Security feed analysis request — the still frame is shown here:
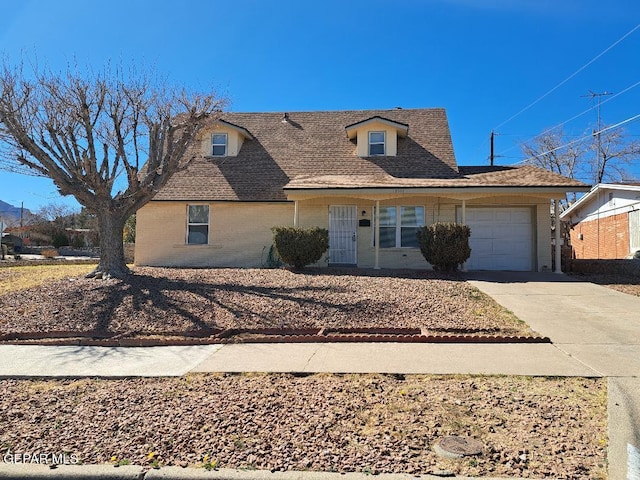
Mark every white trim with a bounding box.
[211,133,228,157]
[345,117,409,139]
[376,205,425,249]
[374,200,380,269]
[368,131,386,156]
[560,183,640,219]
[461,200,467,272]
[554,199,562,273]
[216,119,253,140]
[186,204,210,245]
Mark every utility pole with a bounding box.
[582,91,612,182]
[490,131,495,166]
[489,131,503,166]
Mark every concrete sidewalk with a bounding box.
[0,345,221,378]
[190,342,598,376]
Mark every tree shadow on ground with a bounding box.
[87,272,385,335]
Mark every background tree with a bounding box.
[590,127,640,184]
[521,124,640,258]
[0,63,224,278]
[123,214,136,243]
[521,127,586,185]
[521,125,640,187]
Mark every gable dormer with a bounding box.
[345,116,409,157]
[202,119,253,157]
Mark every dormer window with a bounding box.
[345,116,408,158]
[212,133,228,156]
[369,131,386,156]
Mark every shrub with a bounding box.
[417,222,471,272]
[271,226,329,269]
[41,249,59,258]
[71,235,85,249]
[51,232,69,249]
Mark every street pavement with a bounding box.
[0,271,638,479]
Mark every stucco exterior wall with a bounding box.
[135,201,293,267]
[199,125,244,157]
[137,194,554,271]
[355,121,398,157]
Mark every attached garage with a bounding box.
[460,207,534,271]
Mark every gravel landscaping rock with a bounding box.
[0,267,533,339]
[0,374,606,478]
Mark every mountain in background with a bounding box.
[0,200,32,225]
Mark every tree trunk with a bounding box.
[87,211,129,279]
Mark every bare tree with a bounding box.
[35,202,78,223]
[591,127,640,183]
[521,127,586,180]
[522,125,640,186]
[521,127,588,205]
[0,63,225,278]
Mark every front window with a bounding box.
[400,206,424,248]
[187,205,209,244]
[377,206,424,248]
[212,133,227,156]
[368,131,385,156]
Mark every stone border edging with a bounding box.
[0,327,550,347]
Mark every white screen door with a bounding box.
[329,205,357,265]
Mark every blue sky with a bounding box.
[1,0,640,213]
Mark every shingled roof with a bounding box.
[152,109,588,201]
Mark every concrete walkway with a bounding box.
[1,272,639,479]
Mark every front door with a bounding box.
[329,205,357,265]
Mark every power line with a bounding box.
[511,112,640,166]
[496,78,640,157]
[492,22,640,132]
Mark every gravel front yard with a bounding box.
[0,267,533,338]
[0,374,607,478]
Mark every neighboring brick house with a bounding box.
[135,108,589,271]
[560,183,640,259]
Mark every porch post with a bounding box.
[293,200,299,227]
[554,199,562,274]
[461,200,467,272]
[374,200,380,270]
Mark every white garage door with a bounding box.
[461,207,533,271]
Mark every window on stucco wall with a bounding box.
[212,133,228,156]
[376,206,424,248]
[368,131,386,156]
[187,205,209,245]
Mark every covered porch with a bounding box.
[285,184,567,273]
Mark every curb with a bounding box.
[0,465,529,480]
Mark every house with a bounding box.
[135,108,589,272]
[560,183,640,259]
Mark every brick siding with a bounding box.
[569,212,630,259]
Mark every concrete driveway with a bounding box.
[466,271,640,480]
